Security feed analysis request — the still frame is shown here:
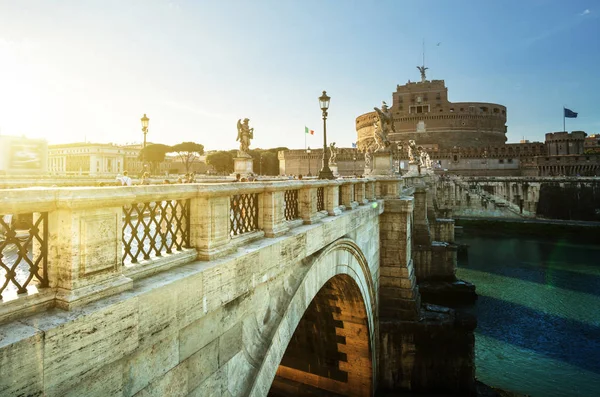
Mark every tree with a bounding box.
[170,142,205,173]
[250,147,288,175]
[206,151,234,174]
[138,144,171,174]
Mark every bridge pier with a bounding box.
[377,194,476,395]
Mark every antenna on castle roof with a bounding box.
[422,38,425,70]
[417,39,429,83]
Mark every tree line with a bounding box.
[139,143,288,176]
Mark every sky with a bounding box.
[0,0,598,150]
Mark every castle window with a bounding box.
[436,93,441,100]
[501,110,506,115]
[469,106,475,112]
[508,159,513,163]
[417,96,422,103]
[460,108,464,111]
[499,159,504,164]
[450,108,454,112]
[493,108,499,113]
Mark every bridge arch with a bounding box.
[249,237,377,397]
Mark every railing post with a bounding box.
[192,194,233,260]
[325,182,342,216]
[365,180,376,201]
[355,181,367,205]
[261,189,289,237]
[299,184,319,224]
[51,191,133,310]
[340,182,357,210]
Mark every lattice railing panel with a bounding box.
[0,212,48,299]
[284,190,300,221]
[317,187,325,212]
[122,199,191,264]
[230,193,259,236]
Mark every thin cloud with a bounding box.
[523,11,592,47]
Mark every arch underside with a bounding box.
[269,274,372,397]
[249,238,377,397]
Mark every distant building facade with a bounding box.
[48,143,142,175]
[48,142,211,176]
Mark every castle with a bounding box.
[279,69,599,177]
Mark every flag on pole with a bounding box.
[351,142,357,148]
[305,126,314,135]
[564,108,578,118]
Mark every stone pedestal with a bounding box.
[368,151,395,176]
[404,162,421,177]
[233,156,254,176]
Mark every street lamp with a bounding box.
[260,154,263,175]
[318,91,334,179]
[352,154,357,177]
[307,146,312,177]
[141,113,149,168]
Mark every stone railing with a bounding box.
[0,177,395,323]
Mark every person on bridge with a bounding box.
[116,171,132,186]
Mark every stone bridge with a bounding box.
[0,176,474,396]
[434,175,600,221]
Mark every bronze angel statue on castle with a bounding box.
[236,118,254,156]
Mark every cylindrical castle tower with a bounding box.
[356,77,508,149]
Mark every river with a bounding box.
[456,228,600,397]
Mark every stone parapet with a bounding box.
[0,178,377,322]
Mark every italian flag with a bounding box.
[305,126,314,135]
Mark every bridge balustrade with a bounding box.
[0,178,380,323]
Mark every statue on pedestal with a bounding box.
[372,101,395,152]
[236,118,254,157]
[329,142,338,164]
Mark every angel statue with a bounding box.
[417,65,429,82]
[372,101,395,152]
[236,118,254,156]
[408,140,421,164]
[329,142,338,164]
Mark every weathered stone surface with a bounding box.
[28,299,139,396]
[219,321,243,366]
[0,322,44,397]
[134,361,188,397]
[185,337,219,391]
[124,334,179,397]
[62,359,125,397]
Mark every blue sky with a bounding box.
[0,0,598,149]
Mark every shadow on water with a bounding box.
[459,235,600,297]
[475,295,600,375]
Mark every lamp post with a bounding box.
[352,154,357,176]
[141,113,149,169]
[318,91,335,179]
[260,154,263,175]
[307,146,312,176]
